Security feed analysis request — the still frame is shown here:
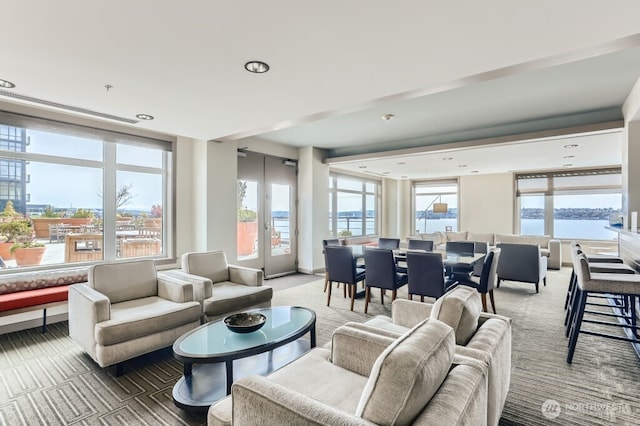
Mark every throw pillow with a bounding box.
[356,318,455,425]
[430,286,481,345]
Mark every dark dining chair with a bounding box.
[445,241,475,255]
[363,248,407,313]
[459,249,500,313]
[377,238,400,249]
[406,251,451,302]
[407,239,434,251]
[323,239,343,292]
[325,245,365,311]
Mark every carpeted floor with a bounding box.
[1,269,639,425]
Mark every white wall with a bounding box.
[459,173,515,234]
[381,178,399,237]
[298,146,329,274]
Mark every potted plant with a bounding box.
[0,218,31,260]
[0,201,23,260]
[237,181,258,255]
[10,220,46,266]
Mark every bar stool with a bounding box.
[564,246,635,335]
[567,252,640,364]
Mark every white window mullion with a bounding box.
[103,143,117,261]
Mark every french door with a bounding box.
[237,152,297,278]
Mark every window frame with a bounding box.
[411,178,459,234]
[0,110,175,271]
[329,172,381,237]
[515,167,621,239]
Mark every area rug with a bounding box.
[1,269,640,425]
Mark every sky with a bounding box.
[25,130,163,211]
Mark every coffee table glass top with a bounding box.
[174,306,315,360]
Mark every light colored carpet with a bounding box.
[1,268,639,425]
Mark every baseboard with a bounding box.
[0,312,68,335]
[297,267,326,275]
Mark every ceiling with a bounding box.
[2,2,640,179]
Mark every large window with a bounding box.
[516,168,621,240]
[329,174,380,237]
[412,179,458,233]
[0,111,173,270]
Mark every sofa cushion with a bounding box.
[467,232,495,246]
[356,318,455,425]
[89,260,157,304]
[445,231,468,242]
[203,282,273,316]
[182,251,230,283]
[95,296,201,346]
[494,233,550,249]
[430,286,481,345]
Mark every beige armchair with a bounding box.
[209,318,488,426]
[68,259,201,375]
[159,250,273,322]
[353,287,511,426]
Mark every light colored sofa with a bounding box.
[68,259,201,373]
[353,287,511,426]
[158,250,273,322]
[407,230,562,269]
[208,317,489,426]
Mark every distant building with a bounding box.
[0,125,28,215]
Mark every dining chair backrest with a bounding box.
[445,241,475,256]
[406,251,447,299]
[363,247,399,290]
[323,239,342,247]
[325,245,357,284]
[476,249,499,293]
[378,238,400,249]
[408,239,434,251]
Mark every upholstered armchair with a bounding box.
[208,318,488,426]
[352,287,512,426]
[159,250,272,322]
[68,259,201,374]
[496,242,547,293]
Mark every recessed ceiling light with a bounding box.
[136,114,154,120]
[381,114,395,121]
[0,79,15,88]
[470,170,479,173]
[458,164,468,168]
[442,157,453,161]
[358,165,367,169]
[244,60,270,73]
[563,155,575,159]
[564,144,579,149]
[382,171,390,175]
[397,161,406,165]
[401,176,408,179]
[563,163,573,167]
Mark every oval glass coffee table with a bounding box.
[172,306,316,412]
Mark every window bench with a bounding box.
[0,268,88,332]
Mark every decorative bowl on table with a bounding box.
[224,312,267,333]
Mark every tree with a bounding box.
[97,183,136,209]
[1,200,18,218]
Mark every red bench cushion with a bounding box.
[0,285,70,311]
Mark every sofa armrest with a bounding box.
[157,275,193,303]
[547,239,562,269]
[68,283,110,357]
[226,375,374,426]
[158,269,212,303]
[463,316,512,426]
[416,354,488,425]
[330,325,397,377]
[228,265,263,286]
[391,298,433,328]
[539,255,548,279]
